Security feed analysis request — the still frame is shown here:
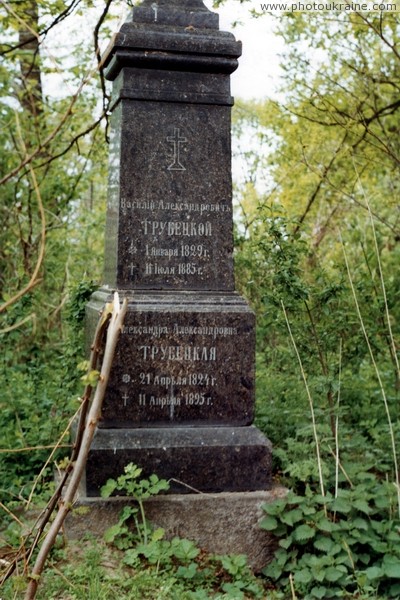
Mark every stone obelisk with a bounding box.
[84,0,272,497]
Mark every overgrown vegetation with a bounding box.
[99,464,266,600]
[0,0,113,504]
[2,465,269,599]
[1,1,399,598]
[231,8,400,599]
[261,482,400,598]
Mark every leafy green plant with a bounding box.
[216,554,265,599]
[101,463,169,547]
[261,477,400,599]
[0,281,98,506]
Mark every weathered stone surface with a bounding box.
[130,0,220,30]
[104,99,235,291]
[102,1,240,83]
[66,487,287,572]
[101,0,241,292]
[87,289,255,427]
[84,426,272,496]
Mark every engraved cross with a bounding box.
[166,128,187,171]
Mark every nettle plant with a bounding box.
[261,475,400,599]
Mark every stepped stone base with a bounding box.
[85,426,272,497]
[66,487,286,571]
[84,426,272,496]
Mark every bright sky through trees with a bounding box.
[38,1,282,102]
[204,1,284,99]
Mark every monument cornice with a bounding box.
[103,29,242,81]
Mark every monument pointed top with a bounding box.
[130,0,219,29]
[141,0,209,7]
[102,0,241,83]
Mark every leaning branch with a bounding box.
[0,60,99,188]
[23,293,127,600]
[0,297,120,587]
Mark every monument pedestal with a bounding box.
[85,286,272,495]
[87,288,256,427]
[67,488,286,571]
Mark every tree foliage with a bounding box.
[231,10,400,596]
[0,0,126,499]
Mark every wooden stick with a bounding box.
[0,298,114,586]
[24,292,127,600]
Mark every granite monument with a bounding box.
[84,0,272,497]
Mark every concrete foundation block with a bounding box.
[66,486,286,571]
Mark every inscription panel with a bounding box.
[99,305,255,427]
[104,101,234,291]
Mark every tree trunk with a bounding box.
[18,0,43,125]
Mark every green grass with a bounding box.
[1,535,278,600]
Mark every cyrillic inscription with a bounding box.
[173,324,237,337]
[101,308,255,426]
[139,345,217,361]
[141,219,212,237]
[122,324,238,338]
[122,325,168,337]
[146,246,179,258]
[121,198,231,214]
[139,372,217,388]
[136,393,213,408]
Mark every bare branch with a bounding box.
[0,0,82,56]
[93,0,113,141]
[293,130,349,234]
[0,48,108,188]
[24,293,127,600]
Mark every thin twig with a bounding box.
[289,573,297,599]
[352,161,400,384]
[334,338,342,498]
[281,300,326,501]
[0,60,98,189]
[1,0,78,97]
[22,308,112,559]
[0,503,24,527]
[304,300,336,439]
[26,406,82,510]
[24,293,127,600]
[340,231,400,517]
[0,313,36,334]
[0,114,46,315]
[0,444,71,454]
[0,298,118,587]
[0,0,82,57]
[93,0,113,140]
[327,446,353,489]
[35,114,104,171]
